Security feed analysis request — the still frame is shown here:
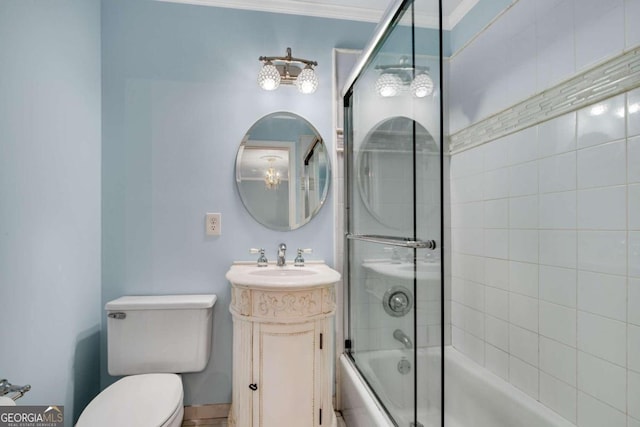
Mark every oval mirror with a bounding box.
[235,112,331,231]
[357,116,438,229]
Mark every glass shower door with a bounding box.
[343,0,443,426]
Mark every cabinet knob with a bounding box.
[249,383,258,391]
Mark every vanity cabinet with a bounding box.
[228,266,337,427]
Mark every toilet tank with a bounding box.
[106,295,217,376]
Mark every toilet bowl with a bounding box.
[0,396,16,406]
[77,295,216,427]
[76,374,183,427]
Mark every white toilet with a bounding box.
[76,294,217,427]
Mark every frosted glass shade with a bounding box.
[375,73,402,97]
[410,72,434,98]
[296,66,319,94]
[258,62,281,91]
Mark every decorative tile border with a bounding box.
[449,46,640,154]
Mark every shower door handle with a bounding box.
[346,234,436,249]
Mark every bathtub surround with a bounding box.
[0,1,102,424]
[450,0,640,424]
[340,348,576,427]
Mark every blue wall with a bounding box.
[100,0,375,404]
[0,0,102,425]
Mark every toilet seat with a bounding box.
[76,373,183,427]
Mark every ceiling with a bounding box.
[156,0,478,30]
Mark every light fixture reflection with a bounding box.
[590,104,607,116]
[410,72,434,98]
[375,73,402,97]
[264,157,281,190]
[374,56,434,98]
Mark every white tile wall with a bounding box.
[539,112,577,157]
[577,231,627,275]
[509,355,539,399]
[577,351,627,411]
[629,89,640,137]
[628,324,640,372]
[535,0,575,90]
[446,0,640,423]
[539,152,577,193]
[578,392,626,427]
[577,139,626,188]
[630,184,640,230]
[449,0,638,135]
[574,0,625,71]
[450,90,639,425]
[485,343,509,379]
[577,311,626,367]
[539,265,576,307]
[629,370,640,420]
[540,372,577,423]
[540,336,577,386]
[577,271,626,321]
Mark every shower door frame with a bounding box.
[341,0,445,425]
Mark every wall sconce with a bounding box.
[375,56,434,98]
[258,47,319,94]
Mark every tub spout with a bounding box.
[393,329,413,349]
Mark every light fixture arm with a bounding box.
[259,47,318,68]
[375,56,429,73]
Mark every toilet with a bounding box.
[76,294,217,427]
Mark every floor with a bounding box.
[182,411,346,426]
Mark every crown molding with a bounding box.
[154,0,474,30]
[155,0,385,24]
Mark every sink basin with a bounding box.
[397,263,441,274]
[362,261,441,279]
[226,261,340,288]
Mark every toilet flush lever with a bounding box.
[108,312,126,320]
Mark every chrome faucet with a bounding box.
[393,329,413,349]
[277,243,287,266]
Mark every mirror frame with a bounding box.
[234,111,331,231]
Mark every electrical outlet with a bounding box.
[205,213,221,236]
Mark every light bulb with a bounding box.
[410,72,434,98]
[258,62,281,91]
[375,73,402,97]
[296,66,319,94]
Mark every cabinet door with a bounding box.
[253,321,322,427]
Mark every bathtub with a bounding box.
[339,346,575,427]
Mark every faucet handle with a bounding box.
[250,248,268,267]
[294,248,312,267]
[384,247,401,264]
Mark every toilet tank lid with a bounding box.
[106,294,217,311]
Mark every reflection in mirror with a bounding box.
[235,112,330,231]
[357,117,438,230]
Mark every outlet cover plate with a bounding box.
[205,213,221,236]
